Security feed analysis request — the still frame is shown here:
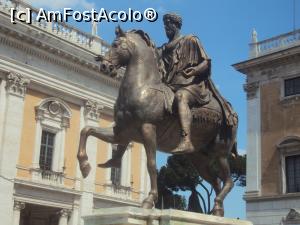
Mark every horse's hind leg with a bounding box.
[188,154,222,214]
[141,123,158,209]
[77,126,126,178]
[213,155,234,217]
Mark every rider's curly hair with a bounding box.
[163,13,182,29]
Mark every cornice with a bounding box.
[14,178,82,196]
[244,192,300,202]
[233,45,300,75]
[93,193,141,206]
[0,20,121,89]
[0,56,117,111]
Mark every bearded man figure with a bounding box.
[158,13,212,154]
[98,13,237,168]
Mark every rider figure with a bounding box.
[158,13,211,154]
[99,13,230,168]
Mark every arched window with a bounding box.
[277,136,300,194]
[31,97,72,185]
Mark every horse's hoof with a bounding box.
[80,161,91,178]
[141,199,154,209]
[98,158,121,168]
[212,208,224,217]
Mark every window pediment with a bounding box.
[35,98,72,128]
[277,136,300,155]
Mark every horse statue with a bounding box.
[77,27,238,216]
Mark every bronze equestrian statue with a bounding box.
[77,13,238,216]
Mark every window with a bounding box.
[110,144,121,185]
[277,136,300,194]
[286,155,300,193]
[284,77,300,97]
[39,130,55,171]
[33,98,71,173]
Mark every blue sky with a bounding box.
[28,0,300,219]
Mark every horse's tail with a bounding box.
[231,141,238,158]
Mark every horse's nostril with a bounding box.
[100,64,107,72]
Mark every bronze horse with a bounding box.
[77,27,238,216]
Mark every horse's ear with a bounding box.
[115,25,125,37]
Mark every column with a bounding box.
[139,146,147,201]
[79,100,103,225]
[244,81,261,196]
[126,143,132,187]
[58,209,71,225]
[12,201,25,225]
[69,196,80,225]
[0,72,29,225]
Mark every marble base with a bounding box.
[83,207,253,225]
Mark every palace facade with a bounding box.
[0,1,150,225]
[234,29,300,225]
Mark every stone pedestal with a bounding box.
[83,207,253,225]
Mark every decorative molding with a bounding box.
[286,209,300,221]
[243,81,259,99]
[84,100,104,121]
[281,209,300,225]
[13,201,25,211]
[280,95,300,107]
[59,209,72,218]
[35,97,72,128]
[5,71,30,97]
[0,28,121,88]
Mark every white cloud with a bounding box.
[26,0,95,10]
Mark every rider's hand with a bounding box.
[182,67,196,78]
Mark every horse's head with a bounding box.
[97,26,134,77]
[97,26,156,78]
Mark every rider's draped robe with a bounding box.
[160,35,237,134]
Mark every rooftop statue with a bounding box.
[77,13,238,216]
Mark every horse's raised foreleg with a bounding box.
[212,156,234,217]
[77,126,121,178]
[141,123,158,209]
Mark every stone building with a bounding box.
[0,1,150,225]
[233,29,300,225]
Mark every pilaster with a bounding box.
[244,81,261,197]
[79,100,103,225]
[0,72,29,225]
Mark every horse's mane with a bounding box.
[128,29,156,50]
[126,29,164,79]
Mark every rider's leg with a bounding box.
[172,89,195,154]
[98,143,128,168]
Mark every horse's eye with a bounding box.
[112,42,118,48]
